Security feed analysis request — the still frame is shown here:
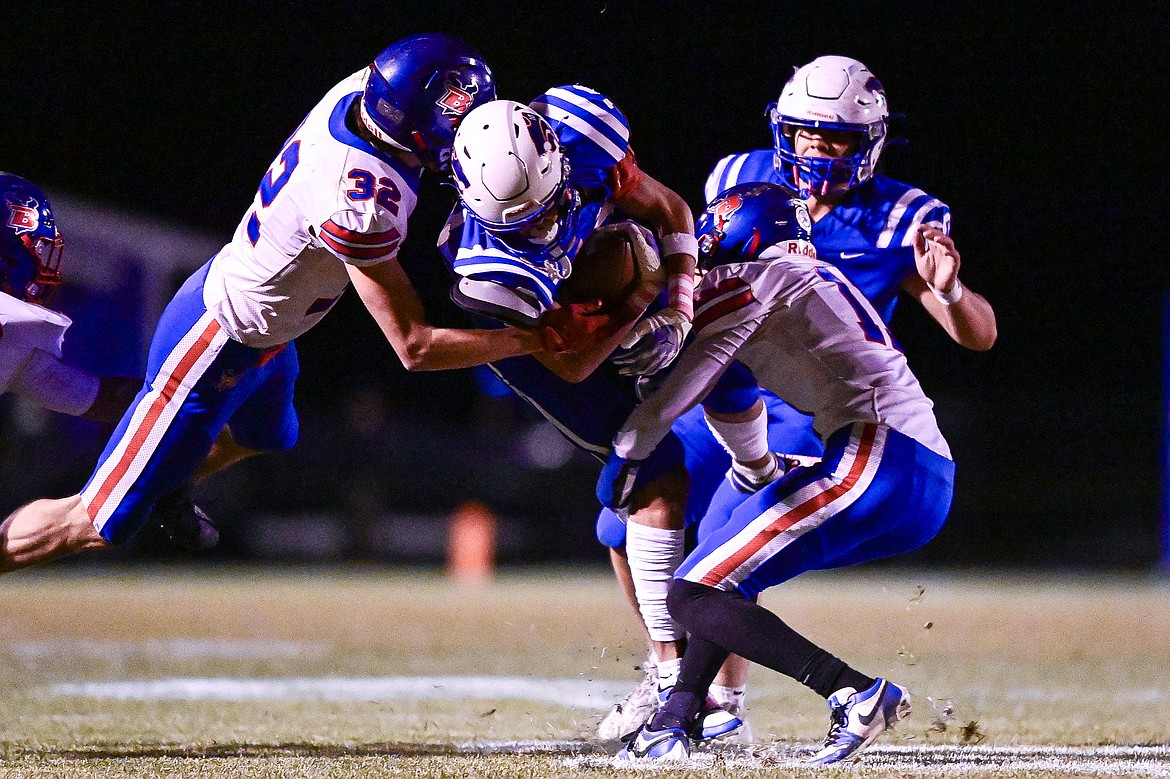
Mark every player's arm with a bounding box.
[6,349,126,420]
[903,225,998,351]
[347,259,550,371]
[609,170,699,376]
[533,287,657,383]
[614,170,697,310]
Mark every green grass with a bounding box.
[1,565,1168,778]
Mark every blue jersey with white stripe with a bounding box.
[443,85,631,310]
[704,149,951,323]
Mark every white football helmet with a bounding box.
[769,55,889,197]
[451,99,580,258]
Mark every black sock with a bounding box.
[796,648,875,699]
[667,579,872,698]
[650,634,729,731]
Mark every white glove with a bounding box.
[612,307,692,376]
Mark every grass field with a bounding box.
[1,564,1168,778]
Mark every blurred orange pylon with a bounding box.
[445,500,497,583]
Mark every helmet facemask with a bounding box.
[769,55,889,198]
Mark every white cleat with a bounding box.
[598,662,659,740]
[616,724,690,762]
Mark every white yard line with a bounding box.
[47,675,629,709]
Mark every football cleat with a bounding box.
[597,662,659,740]
[616,723,691,762]
[690,696,754,747]
[806,678,910,765]
[153,489,220,552]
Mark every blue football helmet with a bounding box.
[0,172,63,305]
[697,182,815,270]
[359,33,496,172]
[768,55,889,197]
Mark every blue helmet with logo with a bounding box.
[696,182,815,270]
[0,172,63,305]
[359,33,496,172]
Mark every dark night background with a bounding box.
[1,2,1166,569]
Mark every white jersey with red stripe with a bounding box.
[202,69,421,349]
[612,252,951,462]
[0,291,98,415]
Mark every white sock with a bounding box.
[625,523,685,643]
[709,683,746,716]
[656,656,682,692]
[704,402,769,463]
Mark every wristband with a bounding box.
[668,273,695,321]
[660,232,698,258]
[930,278,964,305]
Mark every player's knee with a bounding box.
[595,509,627,548]
[666,578,706,626]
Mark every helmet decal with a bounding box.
[436,76,480,117]
[5,196,40,235]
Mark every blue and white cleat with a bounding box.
[690,697,753,747]
[616,724,691,762]
[806,678,910,765]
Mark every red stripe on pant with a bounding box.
[699,424,877,587]
[86,318,222,520]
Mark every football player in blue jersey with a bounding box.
[685,54,999,728]
[0,35,601,575]
[442,94,800,744]
[704,55,996,349]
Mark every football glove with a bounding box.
[613,308,692,376]
[539,302,611,353]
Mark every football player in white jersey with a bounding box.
[0,171,222,549]
[601,184,954,764]
[0,34,591,574]
[0,172,140,422]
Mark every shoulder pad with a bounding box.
[450,277,546,328]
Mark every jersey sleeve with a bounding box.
[876,187,952,249]
[316,207,405,267]
[531,85,631,190]
[441,207,558,323]
[9,348,100,416]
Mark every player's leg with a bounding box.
[658,423,953,764]
[155,342,299,550]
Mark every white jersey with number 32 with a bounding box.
[202,70,422,349]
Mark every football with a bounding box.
[556,221,659,310]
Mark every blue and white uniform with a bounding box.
[611,248,954,597]
[705,150,950,322]
[81,69,420,543]
[697,152,953,518]
[442,86,787,534]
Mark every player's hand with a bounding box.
[596,452,643,513]
[914,225,961,295]
[538,302,610,353]
[612,308,692,376]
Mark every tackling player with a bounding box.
[619,53,999,730]
[600,183,954,764]
[442,94,789,744]
[0,34,589,574]
[0,171,219,549]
